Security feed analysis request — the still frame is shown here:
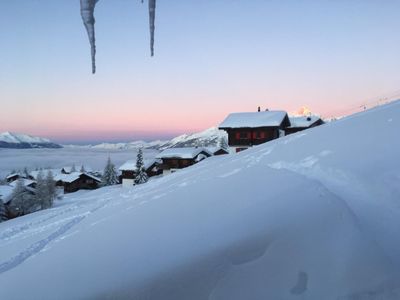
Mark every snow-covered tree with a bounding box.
[101,157,119,186]
[23,167,30,178]
[44,171,56,208]
[80,165,86,173]
[9,179,37,215]
[71,164,77,173]
[0,200,8,222]
[134,148,148,185]
[218,136,229,150]
[35,170,56,210]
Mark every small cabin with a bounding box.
[9,179,37,189]
[285,116,324,135]
[156,147,212,175]
[54,172,101,194]
[219,111,291,152]
[119,159,162,187]
[6,173,22,183]
[207,147,229,156]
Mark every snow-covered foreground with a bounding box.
[0,148,159,178]
[1,102,400,299]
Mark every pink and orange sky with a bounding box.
[1,1,400,143]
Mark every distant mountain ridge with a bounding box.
[0,132,62,149]
[64,127,228,150]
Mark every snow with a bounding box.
[54,172,101,184]
[0,185,13,204]
[0,132,51,144]
[156,147,212,159]
[288,115,322,128]
[219,111,289,128]
[9,179,36,188]
[118,159,159,171]
[0,101,400,299]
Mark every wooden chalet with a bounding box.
[54,172,101,194]
[156,147,212,175]
[218,111,291,152]
[119,159,162,187]
[207,147,229,156]
[6,173,22,183]
[285,116,324,135]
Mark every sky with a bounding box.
[0,0,400,144]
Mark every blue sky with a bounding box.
[0,0,400,143]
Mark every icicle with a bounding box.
[148,0,156,56]
[80,0,99,74]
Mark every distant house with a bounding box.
[285,116,324,135]
[6,173,22,183]
[218,111,291,152]
[156,147,212,175]
[9,179,37,189]
[207,147,229,156]
[54,172,101,194]
[119,159,162,187]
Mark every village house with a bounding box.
[218,110,291,152]
[6,173,23,183]
[285,115,325,135]
[156,147,212,175]
[207,146,229,156]
[119,159,162,187]
[54,172,101,194]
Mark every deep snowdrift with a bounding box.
[1,102,400,299]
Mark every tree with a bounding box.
[9,179,37,215]
[101,157,119,186]
[134,148,148,185]
[71,164,77,173]
[44,170,56,208]
[218,136,229,150]
[23,167,30,178]
[0,200,8,222]
[80,165,86,173]
[35,171,48,210]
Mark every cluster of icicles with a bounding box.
[80,0,156,74]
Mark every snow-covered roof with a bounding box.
[156,148,212,160]
[206,147,229,155]
[288,115,322,128]
[119,159,160,172]
[6,173,20,179]
[219,111,289,128]
[9,179,36,188]
[0,185,13,204]
[55,172,101,184]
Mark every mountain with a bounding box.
[0,132,62,149]
[1,101,399,299]
[65,127,227,150]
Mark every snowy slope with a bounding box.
[0,132,62,149]
[0,102,400,299]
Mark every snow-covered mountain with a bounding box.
[0,132,62,149]
[1,101,400,299]
[66,127,227,150]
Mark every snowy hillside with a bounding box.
[67,127,227,150]
[0,132,62,149]
[1,102,400,299]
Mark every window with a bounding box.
[253,131,266,139]
[236,132,250,139]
